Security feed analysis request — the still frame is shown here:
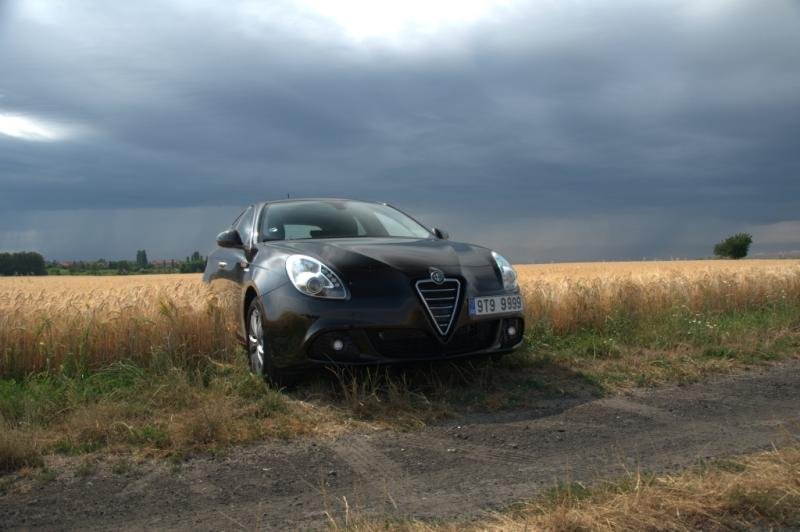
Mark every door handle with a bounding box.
[217,261,228,269]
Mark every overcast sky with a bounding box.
[1,0,798,262]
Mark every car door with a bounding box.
[206,205,256,339]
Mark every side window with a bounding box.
[235,206,255,245]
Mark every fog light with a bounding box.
[332,339,345,351]
[500,318,524,347]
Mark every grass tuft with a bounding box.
[0,428,43,473]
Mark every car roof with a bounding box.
[259,197,388,208]
[264,197,382,204]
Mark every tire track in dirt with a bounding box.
[1,360,798,531]
[328,434,416,511]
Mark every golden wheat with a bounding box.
[517,260,800,332]
[1,260,799,376]
[0,274,238,376]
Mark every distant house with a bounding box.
[150,259,179,267]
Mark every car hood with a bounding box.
[265,237,494,276]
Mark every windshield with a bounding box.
[260,200,432,241]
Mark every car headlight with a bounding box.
[285,255,347,299]
[491,251,518,291]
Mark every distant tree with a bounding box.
[136,249,149,268]
[115,260,132,274]
[0,251,47,276]
[180,251,206,273]
[714,233,753,259]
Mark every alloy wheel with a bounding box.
[248,307,265,375]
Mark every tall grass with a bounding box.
[0,275,239,377]
[0,262,799,471]
[2,261,799,378]
[518,260,800,333]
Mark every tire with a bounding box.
[245,298,298,388]
[246,298,275,382]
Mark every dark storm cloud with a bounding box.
[1,0,799,261]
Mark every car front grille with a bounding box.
[415,278,461,336]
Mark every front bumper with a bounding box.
[261,278,525,368]
[305,316,525,366]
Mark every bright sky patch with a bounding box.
[0,113,68,142]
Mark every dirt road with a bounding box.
[2,360,798,530]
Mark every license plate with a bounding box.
[468,294,523,316]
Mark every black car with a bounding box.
[203,198,525,383]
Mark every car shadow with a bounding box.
[287,349,604,427]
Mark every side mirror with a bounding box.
[216,228,244,249]
[433,227,449,240]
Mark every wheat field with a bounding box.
[0,274,237,377]
[517,259,800,332]
[1,260,799,377]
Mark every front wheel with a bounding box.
[245,298,298,388]
[246,299,272,379]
